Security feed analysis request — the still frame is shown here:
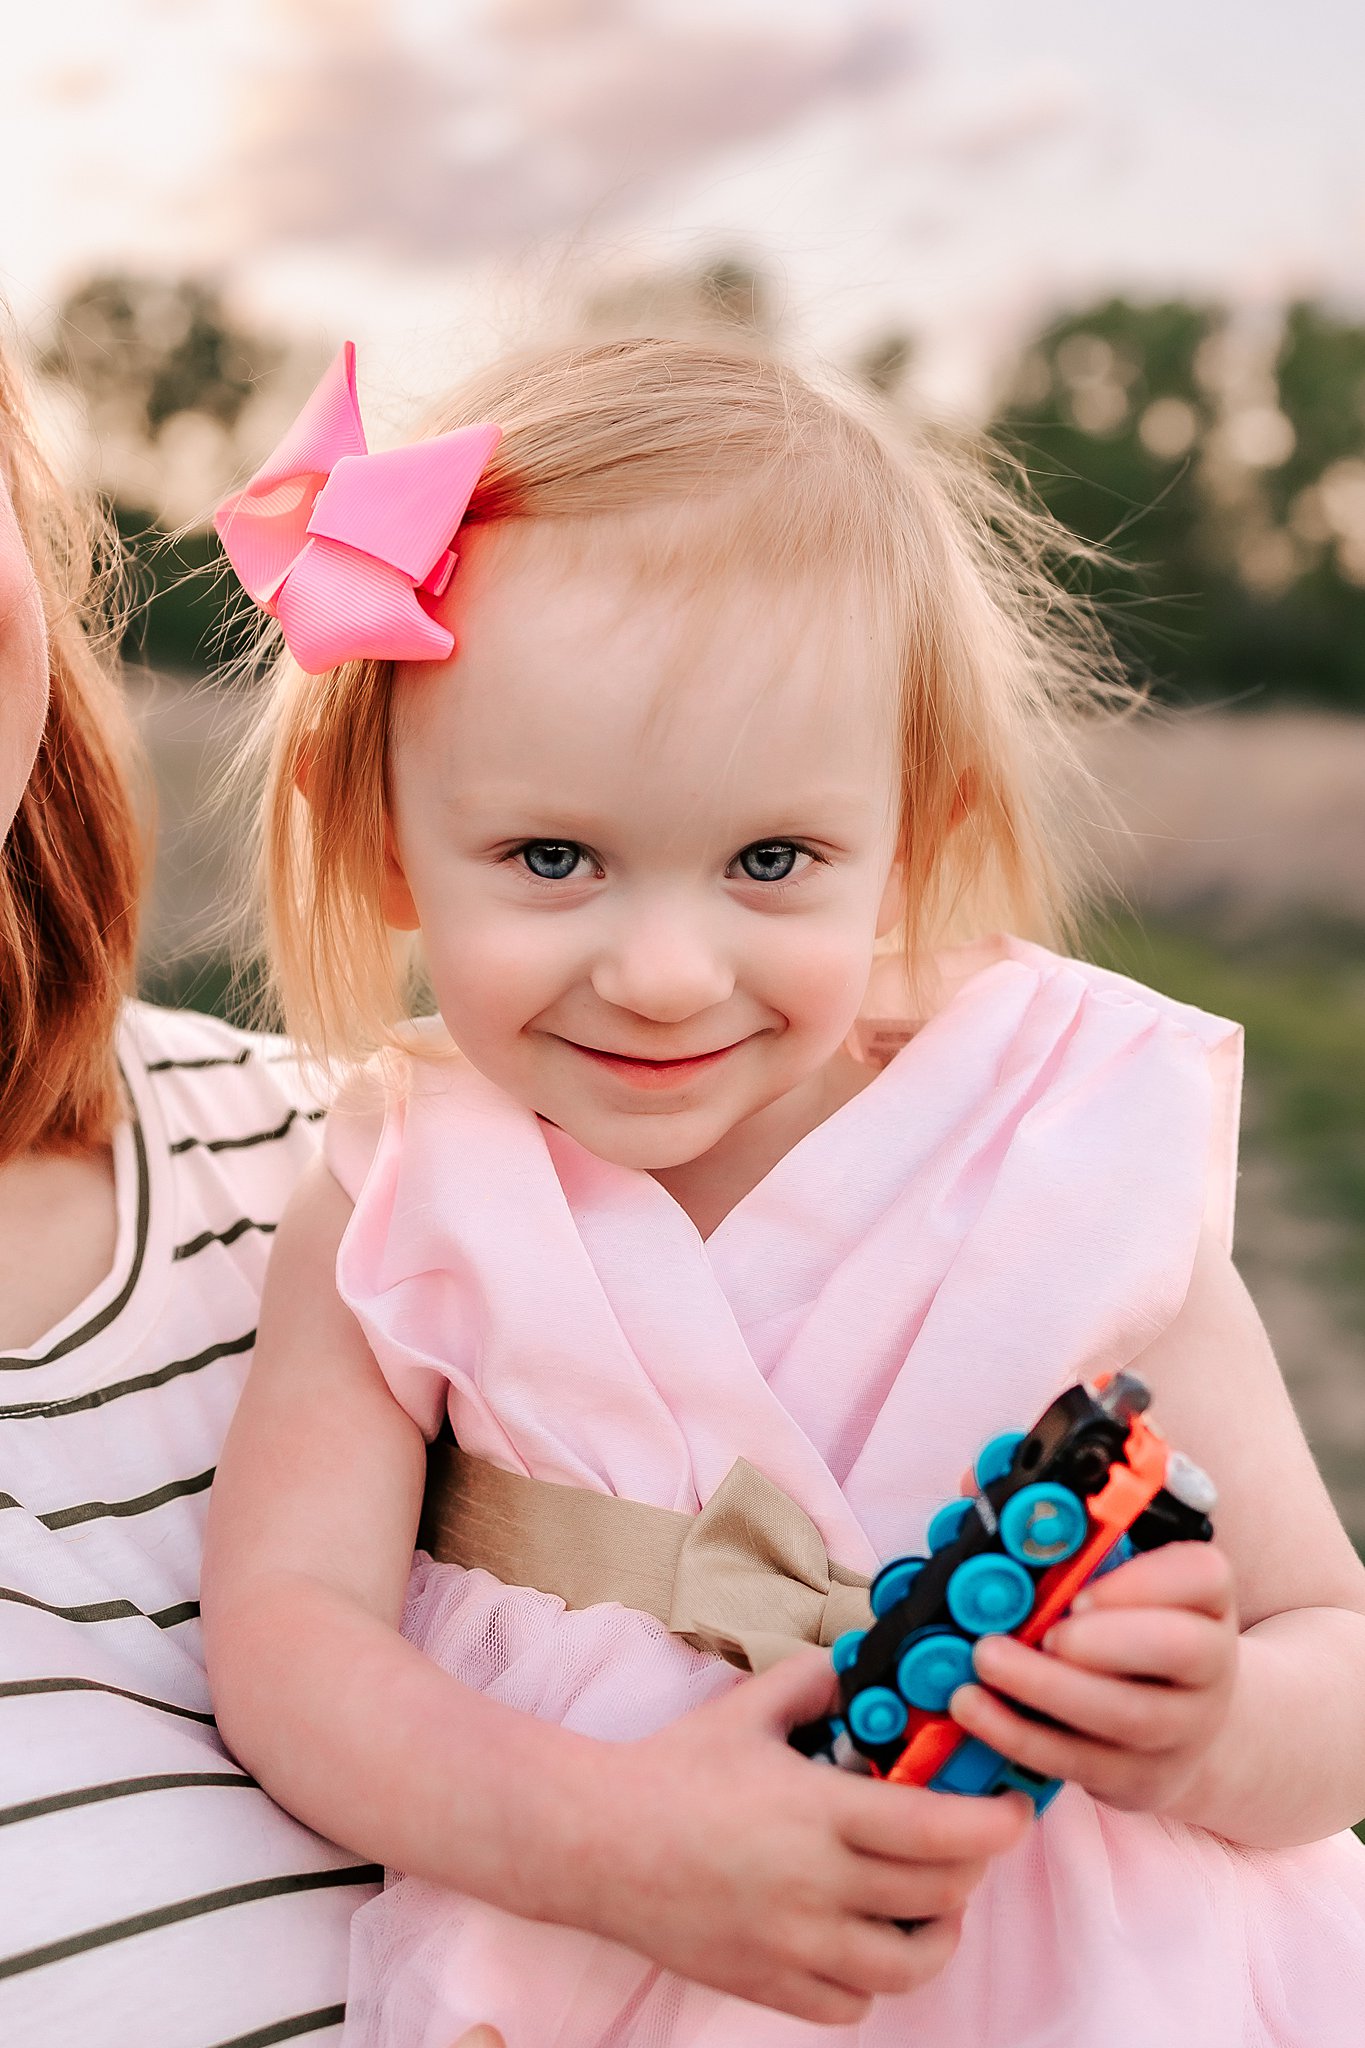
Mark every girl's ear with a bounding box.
[379,816,421,931]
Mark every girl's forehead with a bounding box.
[410,516,900,755]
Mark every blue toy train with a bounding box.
[791,1370,1217,1811]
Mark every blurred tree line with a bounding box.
[993,299,1365,709]
[38,274,281,674]
[36,267,1365,707]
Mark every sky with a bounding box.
[1,0,1362,418]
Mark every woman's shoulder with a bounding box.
[120,999,323,1097]
[119,1000,329,1207]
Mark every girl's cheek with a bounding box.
[439,923,578,1019]
[779,924,879,1017]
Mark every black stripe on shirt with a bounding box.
[0,1326,255,1422]
[0,1587,200,1628]
[0,1864,380,1982]
[0,1676,215,1724]
[0,1770,252,1830]
[145,1048,253,1073]
[175,1218,278,1261]
[0,1109,151,1372]
[169,1108,325,1156]
[151,1598,201,1628]
[31,1464,215,1532]
[208,2004,347,2048]
[0,1467,214,1530]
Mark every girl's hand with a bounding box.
[570,1649,1031,2026]
[948,1542,1239,1815]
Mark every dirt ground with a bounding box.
[1083,708,1365,926]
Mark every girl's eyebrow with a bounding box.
[453,795,610,841]
[450,784,887,854]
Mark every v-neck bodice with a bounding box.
[328,935,1242,1567]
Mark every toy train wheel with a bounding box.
[831,1628,866,1675]
[973,1430,1026,1488]
[998,1482,1088,1567]
[926,1497,975,1553]
[897,1631,975,1711]
[946,1553,1035,1636]
[870,1556,926,1618]
[847,1686,909,1747]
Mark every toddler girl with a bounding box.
[202,334,1365,2047]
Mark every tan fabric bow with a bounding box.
[419,1442,873,1673]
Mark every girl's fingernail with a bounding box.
[1070,1591,1093,1614]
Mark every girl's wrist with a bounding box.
[1163,1613,1365,1846]
[1160,1631,1250,1835]
[481,1715,621,1929]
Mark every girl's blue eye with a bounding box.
[520,841,583,881]
[737,841,800,883]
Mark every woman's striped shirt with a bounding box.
[0,1002,377,2048]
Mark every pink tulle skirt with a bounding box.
[340,1558,1365,2048]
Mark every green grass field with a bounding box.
[1090,912,1365,1338]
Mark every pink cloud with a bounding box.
[224,2,923,259]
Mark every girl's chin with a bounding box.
[545,1107,732,1174]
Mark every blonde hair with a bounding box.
[251,333,1128,1065]
[0,342,143,1163]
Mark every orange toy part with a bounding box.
[885,1408,1170,1788]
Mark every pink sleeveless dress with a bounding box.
[324,936,1365,2046]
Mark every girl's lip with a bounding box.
[567,1039,744,1089]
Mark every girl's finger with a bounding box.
[948,1680,1124,1787]
[837,1777,1031,1862]
[1043,1604,1233,1686]
[818,1911,964,2002]
[844,1846,986,1923]
[765,1973,872,2028]
[740,1645,839,1733]
[969,1635,1193,1752]
[448,2031,507,2048]
[1073,1542,1235,1620]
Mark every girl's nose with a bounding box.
[589,907,736,1024]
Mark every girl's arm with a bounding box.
[200,1158,601,1914]
[951,1224,1365,1846]
[201,1159,1030,2025]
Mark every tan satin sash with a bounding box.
[420,1442,873,1675]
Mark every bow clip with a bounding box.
[214,342,500,674]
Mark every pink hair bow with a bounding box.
[214,342,500,673]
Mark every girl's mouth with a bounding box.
[567,1040,745,1090]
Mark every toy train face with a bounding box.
[800,1371,1216,1807]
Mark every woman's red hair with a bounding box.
[0,343,143,1162]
